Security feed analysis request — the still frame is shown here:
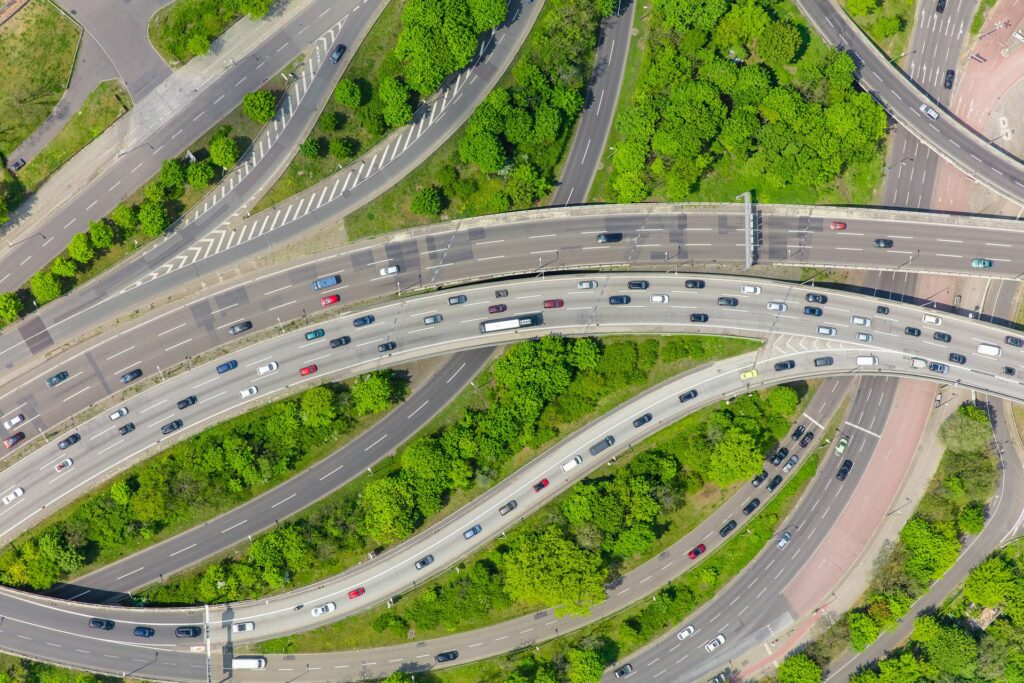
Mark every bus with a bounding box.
[479,314,541,334]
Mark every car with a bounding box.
[857,332,873,342]
[929,362,949,374]
[498,500,518,516]
[806,293,827,304]
[463,524,482,539]
[577,280,598,289]
[944,69,955,89]
[347,588,365,599]
[949,352,967,365]
[216,360,238,374]
[767,302,788,312]
[1006,336,1023,348]
[814,356,834,367]
[804,306,823,316]
[311,602,337,617]
[414,555,434,570]
[488,304,507,314]
[719,520,737,537]
[133,626,155,638]
[972,258,993,269]
[231,622,255,633]
[690,313,709,323]
[448,295,468,305]
[777,531,792,549]
[791,425,805,441]
[767,475,783,492]
[2,414,24,430]
[851,316,871,327]
[817,326,837,337]
[228,321,252,335]
[829,221,846,231]
[329,43,346,63]
[922,314,942,326]
[596,232,622,243]
[533,479,549,492]
[774,360,796,371]
[304,328,325,340]
[679,389,698,402]
[109,407,128,421]
[688,543,706,560]
[609,295,631,305]
[54,458,73,473]
[919,103,939,120]
[175,626,202,638]
[1005,367,1016,376]
[2,487,25,505]
[436,651,460,664]
[677,625,695,640]
[320,294,341,307]
[46,371,69,387]
[379,264,400,276]
[771,447,789,466]
[330,336,352,347]
[685,279,705,289]
[783,454,800,472]
[9,158,25,172]
[651,294,669,304]
[353,315,375,327]
[161,420,183,434]
[240,386,258,398]
[311,274,342,290]
[904,327,921,337]
[378,341,397,353]
[799,432,814,448]
[936,0,946,11]
[740,369,758,380]
[934,332,952,343]
[835,436,849,455]
[741,285,762,295]
[874,239,894,248]
[837,459,854,481]
[717,296,738,307]
[177,395,197,409]
[494,289,508,298]
[632,413,653,428]
[300,365,317,376]
[742,498,761,515]
[876,305,890,315]
[257,362,279,376]
[614,664,635,679]
[89,618,115,630]
[752,470,768,487]
[627,280,649,290]
[57,433,80,450]
[544,299,564,308]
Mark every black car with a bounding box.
[353,315,375,327]
[766,474,784,492]
[89,618,115,630]
[632,413,653,428]
[46,371,69,387]
[495,289,508,298]
[1005,367,1017,377]
[596,232,622,243]
[936,0,945,12]
[627,280,649,290]
[949,352,967,365]
[679,389,698,402]
[752,470,768,487]
[803,306,823,317]
[609,295,631,305]
[933,331,951,343]
[120,368,143,384]
[329,44,346,63]
[742,498,761,515]
[684,280,705,289]
[10,158,25,172]
[904,326,921,337]
[436,650,459,663]
[228,321,252,335]
[690,313,709,323]
[719,520,738,537]
[874,239,894,248]
[791,425,805,441]
[161,420,183,435]
[414,555,434,570]
[1007,335,1024,347]
[800,431,815,448]
[133,626,155,638]
[774,360,796,371]
[57,433,80,450]
[175,626,202,638]
[177,395,197,410]
[836,459,854,481]
[330,336,352,348]
[717,296,738,307]
[771,447,789,466]
[805,293,827,304]
[876,305,890,315]
[119,423,136,436]
[814,356,834,367]
[379,341,397,353]
[943,69,955,89]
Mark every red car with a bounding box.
[348,587,365,599]
[300,365,318,376]
[544,299,564,309]
[3,432,25,449]
[829,221,846,231]
[688,544,706,560]
[533,478,549,492]
[320,294,340,307]
[488,304,507,314]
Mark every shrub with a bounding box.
[410,186,444,215]
[334,79,364,108]
[329,137,354,160]
[299,138,324,159]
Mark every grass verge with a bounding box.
[148,0,240,67]
[838,0,915,63]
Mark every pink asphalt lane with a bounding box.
[739,379,936,677]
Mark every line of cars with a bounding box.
[88,617,202,640]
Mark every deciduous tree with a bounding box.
[242,90,277,124]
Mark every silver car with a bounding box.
[310,602,336,617]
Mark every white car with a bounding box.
[310,602,336,617]
[240,386,258,398]
[676,625,695,641]
[2,487,24,505]
[741,285,761,294]
[577,280,598,289]
[705,634,726,652]
[650,294,669,304]
[856,332,873,342]
[767,302,787,312]
[379,265,400,276]
[851,316,871,327]
[231,622,255,633]
[108,407,128,421]
[257,362,279,376]
[777,531,792,549]
[3,414,25,430]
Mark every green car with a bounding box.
[971,258,993,269]
[305,328,326,340]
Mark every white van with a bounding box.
[922,314,941,325]
[561,455,582,472]
[977,343,1002,357]
[231,657,267,670]
[856,355,879,366]
[910,357,927,369]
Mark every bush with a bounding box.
[848,610,881,651]
[299,138,324,159]
[242,90,277,124]
[329,137,355,160]
[958,502,985,535]
[410,186,444,215]
[318,111,339,133]
[334,79,364,108]
[778,653,823,683]
[939,404,991,454]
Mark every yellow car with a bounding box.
[740,369,758,380]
